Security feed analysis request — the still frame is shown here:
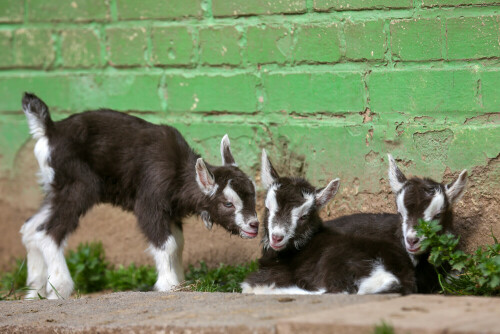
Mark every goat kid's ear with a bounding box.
[220,134,237,166]
[445,169,467,205]
[196,158,217,196]
[315,178,340,208]
[261,149,279,189]
[388,153,407,193]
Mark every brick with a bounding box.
[0,31,14,68]
[247,26,291,64]
[106,27,147,67]
[369,70,480,113]
[345,20,386,60]
[13,29,54,68]
[213,0,306,17]
[165,74,258,112]
[263,72,365,112]
[0,73,163,112]
[481,70,500,112]
[151,26,194,66]
[27,0,109,22]
[294,23,341,63]
[391,19,442,61]
[0,0,23,23]
[199,26,241,66]
[314,0,411,11]
[422,0,499,7]
[61,29,101,68]
[446,16,499,60]
[117,0,202,20]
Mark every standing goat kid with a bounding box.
[326,154,467,293]
[242,150,416,295]
[21,93,259,299]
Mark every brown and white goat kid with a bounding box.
[241,150,416,295]
[21,93,259,299]
[326,154,467,293]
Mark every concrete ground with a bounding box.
[1,292,499,334]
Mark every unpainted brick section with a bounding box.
[27,0,109,22]
[422,0,500,7]
[391,18,443,61]
[106,27,148,67]
[151,26,195,66]
[262,72,365,113]
[294,23,341,63]
[61,29,101,68]
[247,25,291,64]
[345,20,386,61]
[199,26,242,66]
[313,0,412,11]
[165,74,258,113]
[369,70,480,114]
[13,29,55,69]
[116,0,203,20]
[0,0,23,23]
[446,16,500,60]
[0,31,14,68]
[481,70,500,112]
[212,0,306,17]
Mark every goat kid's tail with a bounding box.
[22,92,53,139]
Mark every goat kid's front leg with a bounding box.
[150,223,185,292]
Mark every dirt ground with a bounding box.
[0,140,498,272]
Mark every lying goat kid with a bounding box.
[242,150,416,295]
[21,93,259,299]
[325,154,467,293]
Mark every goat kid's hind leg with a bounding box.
[20,205,51,299]
[149,222,185,292]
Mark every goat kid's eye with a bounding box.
[223,202,234,208]
[434,213,442,220]
[299,214,308,221]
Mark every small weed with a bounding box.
[416,220,500,296]
[0,259,28,300]
[106,264,156,292]
[184,261,258,293]
[373,322,395,334]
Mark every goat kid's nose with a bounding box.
[406,237,420,247]
[272,234,284,243]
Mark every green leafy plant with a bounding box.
[106,263,156,292]
[0,258,28,300]
[66,242,109,294]
[373,322,395,334]
[184,260,258,292]
[416,219,500,296]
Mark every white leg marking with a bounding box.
[357,263,399,295]
[241,282,326,295]
[150,224,185,292]
[21,205,51,299]
[41,237,74,299]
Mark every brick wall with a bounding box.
[0,0,499,192]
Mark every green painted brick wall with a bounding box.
[0,0,499,196]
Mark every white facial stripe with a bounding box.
[223,181,248,230]
[424,191,445,221]
[286,192,315,241]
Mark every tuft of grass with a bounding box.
[184,261,258,293]
[416,219,500,296]
[373,322,395,334]
[1,242,258,297]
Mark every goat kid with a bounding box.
[325,154,467,293]
[21,93,259,299]
[242,150,416,295]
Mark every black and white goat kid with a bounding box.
[242,150,416,295]
[20,93,259,299]
[326,154,467,293]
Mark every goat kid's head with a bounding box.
[388,154,467,256]
[195,135,259,239]
[261,150,340,251]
